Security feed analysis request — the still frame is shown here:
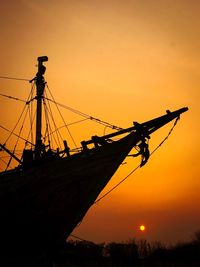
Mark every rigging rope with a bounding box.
[69,234,93,243]
[0,76,29,82]
[150,116,179,156]
[27,103,36,147]
[43,95,63,149]
[6,102,30,170]
[46,85,78,148]
[0,125,34,146]
[0,93,27,103]
[94,165,140,204]
[0,157,8,166]
[3,87,34,145]
[43,99,51,145]
[44,95,122,131]
[23,83,36,150]
[44,118,89,141]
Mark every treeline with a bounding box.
[55,231,200,266]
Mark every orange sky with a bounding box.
[0,0,200,245]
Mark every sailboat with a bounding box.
[0,56,188,264]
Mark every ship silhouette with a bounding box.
[0,57,188,265]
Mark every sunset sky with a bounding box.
[0,0,199,245]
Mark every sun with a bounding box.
[139,225,146,232]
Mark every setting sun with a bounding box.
[139,225,146,232]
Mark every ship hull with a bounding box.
[0,107,188,265]
[0,132,137,264]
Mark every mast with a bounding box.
[34,56,48,160]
